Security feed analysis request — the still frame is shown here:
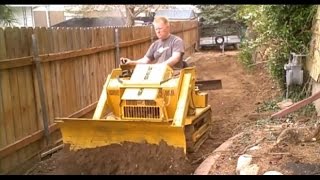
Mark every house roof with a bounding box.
[51,17,126,27]
[155,9,197,20]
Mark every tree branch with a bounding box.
[134,6,148,17]
[125,5,135,18]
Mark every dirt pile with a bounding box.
[30,141,195,175]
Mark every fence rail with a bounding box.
[0,20,199,174]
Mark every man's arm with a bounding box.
[132,56,151,64]
[120,43,154,65]
[162,52,182,67]
[120,55,151,65]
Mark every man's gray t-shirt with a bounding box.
[145,34,185,69]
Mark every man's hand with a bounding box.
[120,57,137,65]
[120,57,131,65]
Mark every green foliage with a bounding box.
[196,5,241,25]
[238,40,254,68]
[299,104,316,117]
[237,5,317,99]
[0,5,16,26]
[256,99,281,113]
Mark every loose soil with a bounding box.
[30,141,194,175]
[26,49,319,175]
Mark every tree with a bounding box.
[236,5,317,90]
[196,5,240,25]
[125,5,148,26]
[65,5,167,26]
[65,5,115,18]
[124,5,168,26]
[0,5,16,27]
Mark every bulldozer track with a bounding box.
[185,108,212,153]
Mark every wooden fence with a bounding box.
[0,20,199,174]
[307,6,320,115]
[307,6,320,82]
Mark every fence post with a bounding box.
[182,22,185,40]
[31,34,50,145]
[196,21,200,51]
[114,28,120,68]
[182,22,186,55]
[150,25,154,43]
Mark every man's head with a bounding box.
[153,16,170,40]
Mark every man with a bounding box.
[120,16,185,69]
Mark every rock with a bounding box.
[263,171,283,175]
[276,126,319,144]
[248,145,260,151]
[239,164,259,175]
[236,154,252,173]
[277,99,293,109]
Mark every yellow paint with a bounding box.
[56,118,186,153]
[93,75,111,119]
[172,73,192,127]
[193,91,208,108]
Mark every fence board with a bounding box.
[32,27,44,131]
[109,28,117,69]
[20,65,36,166]
[47,28,60,118]
[99,28,107,88]
[71,27,82,110]
[65,28,77,114]
[0,28,6,60]
[132,27,140,60]
[95,28,104,93]
[40,27,54,125]
[87,28,94,102]
[127,27,134,59]
[32,27,51,156]
[0,70,16,172]
[8,70,22,140]
[78,28,85,108]
[0,82,6,173]
[18,27,36,166]
[51,28,62,116]
[57,28,68,116]
[3,27,20,171]
[11,28,24,141]
[23,27,38,166]
[0,76,6,148]
[80,28,90,107]
[90,28,99,102]
[11,27,27,167]
[119,27,127,59]
[0,28,7,149]
[105,28,115,70]
[308,6,320,82]
[16,66,29,162]
[59,27,69,115]
[26,63,44,137]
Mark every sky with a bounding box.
[7,5,199,13]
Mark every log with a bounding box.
[271,91,320,119]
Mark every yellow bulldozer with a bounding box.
[55,63,221,153]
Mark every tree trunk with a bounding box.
[125,6,135,26]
